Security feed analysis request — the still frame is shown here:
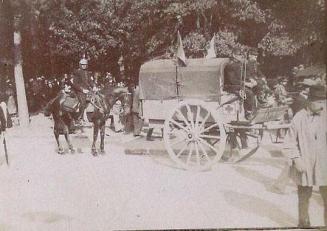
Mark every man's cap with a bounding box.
[308,85,326,101]
[79,58,88,65]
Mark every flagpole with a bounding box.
[175,65,180,100]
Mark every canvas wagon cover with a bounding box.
[139,58,230,101]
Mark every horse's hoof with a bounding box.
[58,148,65,155]
[100,149,105,155]
[70,148,76,154]
[92,149,98,156]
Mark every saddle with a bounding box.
[61,96,80,113]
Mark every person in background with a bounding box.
[104,72,115,88]
[291,79,312,116]
[131,84,143,136]
[283,84,327,227]
[274,77,291,105]
[93,72,103,90]
[254,77,275,108]
[111,99,124,133]
[5,81,17,117]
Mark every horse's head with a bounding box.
[43,92,63,117]
[43,102,52,116]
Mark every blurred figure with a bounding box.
[274,77,290,105]
[104,72,115,87]
[131,84,143,136]
[111,100,124,133]
[6,82,17,117]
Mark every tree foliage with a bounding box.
[4,0,325,79]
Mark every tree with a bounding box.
[0,0,13,98]
[256,0,325,65]
[13,0,323,83]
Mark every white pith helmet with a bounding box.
[79,58,88,65]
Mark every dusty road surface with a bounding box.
[0,115,325,230]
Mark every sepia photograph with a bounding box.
[0,0,326,230]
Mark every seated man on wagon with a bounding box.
[224,61,257,120]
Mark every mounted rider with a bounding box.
[70,57,95,122]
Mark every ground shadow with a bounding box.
[247,156,286,170]
[223,190,297,227]
[263,143,285,158]
[22,211,72,224]
[233,165,275,188]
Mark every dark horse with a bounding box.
[44,86,130,155]
[88,85,130,156]
[44,91,77,154]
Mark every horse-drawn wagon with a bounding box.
[138,58,290,171]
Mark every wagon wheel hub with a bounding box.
[187,131,200,142]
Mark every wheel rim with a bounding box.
[164,101,225,171]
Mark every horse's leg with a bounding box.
[92,121,99,156]
[54,128,64,154]
[64,132,75,154]
[100,121,105,154]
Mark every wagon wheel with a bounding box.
[163,100,226,171]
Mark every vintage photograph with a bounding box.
[0,0,326,230]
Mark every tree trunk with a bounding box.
[14,29,29,126]
[0,0,12,98]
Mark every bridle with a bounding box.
[88,89,130,115]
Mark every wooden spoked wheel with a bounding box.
[163,101,226,171]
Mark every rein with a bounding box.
[89,92,107,114]
[88,88,130,116]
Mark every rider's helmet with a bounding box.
[79,57,88,70]
[79,58,88,65]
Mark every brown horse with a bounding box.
[44,91,77,154]
[88,86,130,156]
[44,86,130,156]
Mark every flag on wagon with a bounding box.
[176,30,187,67]
[206,35,216,59]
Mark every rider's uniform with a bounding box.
[71,68,94,119]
